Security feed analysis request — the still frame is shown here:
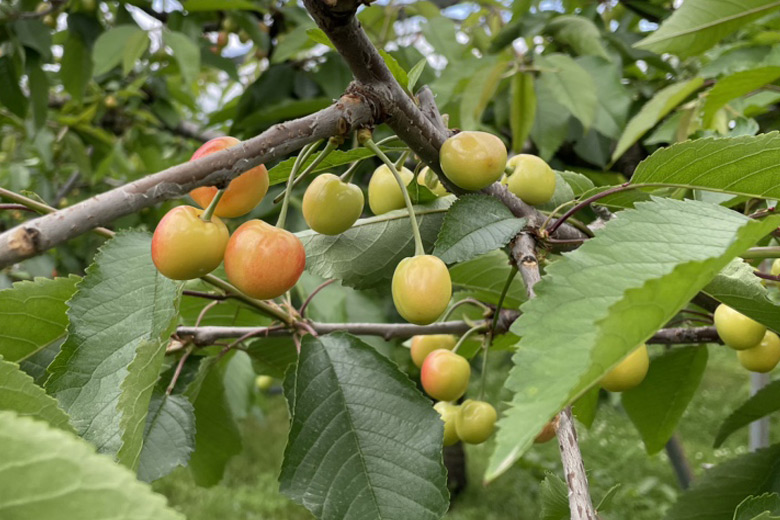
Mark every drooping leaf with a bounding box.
[280,333,449,520]
[531,78,570,160]
[13,19,53,61]
[715,379,780,448]
[137,392,196,483]
[0,56,28,118]
[611,78,704,163]
[734,493,780,520]
[0,411,184,520]
[434,195,526,265]
[0,276,79,362]
[0,359,72,433]
[45,232,181,469]
[298,197,451,289]
[26,55,49,129]
[664,444,780,520]
[510,72,536,152]
[123,29,150,76]
[702,67,780,127]
[622,346,708,454]
[546,15,609,59]
[93,25,144,77]
[460,58,507,130]
[635,0,780,58]
[164,30,201,86]
[380,50,409,91]
[61,32,92,103]
[577,56,632,140]
[449,250,526,308]
[423,16,462,64]
[536,53,597,130]
[487,198,780,481]
[631,132,780,199]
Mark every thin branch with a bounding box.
[0,204,36,212]
[299,278,337,317]
[650,326,720,345]
[0,94,375,268]
[417,86,449,136]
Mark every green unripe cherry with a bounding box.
[302,173,364,235]
[737,331,780,373]
[417,167,448,197]
[714,304,766,351]
[439,131,507,191]
[505,154,556,206]
[771,259,780,277]
[367,164,414,215]
[392,255,452,325]
[600,344,649,392]
[433,401,460,447]
[455,400,497,444]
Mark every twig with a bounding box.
[546,183,632,236]
[299,278,338,317]
[0,204,36,212]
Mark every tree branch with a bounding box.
[0,94,374,268]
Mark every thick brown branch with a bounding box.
[0,95,373,268]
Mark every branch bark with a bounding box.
[0,94,374,268]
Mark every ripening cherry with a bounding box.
[433,401,460,447]
[421,349,470,402]
[151,205,229,280]
[534,418,558,444]
[505,154,556,206]
[417,167,448,197]
[714,303,766,351]
[439,131,507,191]
[223,219,305,300]
[189,136,270,218]
[455,399,497,444]
[367,164,414,215]
[600,344,649,392]
[302,173,364,235]
[410,334,457,368]
[737,331,780,373]
[392,255,452,325]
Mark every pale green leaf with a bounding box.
[61,33,92,103]
[510,72,536,153]
[434,195,526,265]
[540,472,570,520]
[635,0,780,58]
[423,16,462,63]
[93,25,143,76]
[0,276,79,362]
[165,31,201,86]
[531,80,570,161]
[487,198,780,481]
[546,15,609,59]
[0,411,184,520]
[137,392,195,483]
[450,250,526,308]
[460,58,507,129]
[536,53,597,130]
[578,56,632,139]
[306,28,335,49]
[408,58,427,92]
[280,333,449,520]
[123,29,150,76]
[0,359,72,433]
[702,67,780,127]
[611,78,704,163]
[715,379,780,448]
[380,50,409,91]
[622,346,708,454]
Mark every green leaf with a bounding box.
[165,31,201,86]
[247,337,298,378]
[531,81,570,160]
[558,170,596,196]
[298,197,451,289]
[406,178,439,204]
[704,259,780,334]
[0,276,79,362]
[622,346,708,455]
[45,232,181,469]
[380,50,409,91]
[715,379,780,448]
[93,25,143,77]
[734,493,780,520]
[540,472,570,520]
[460,58,507,129]
[61,33,92,103]
[306,28,335,49]
[26,55,49,129]
[611,78,704,164]
[0,56,28,119]
[13,20,53,61]
[408,58,427,93]
[423,16,462,64]
[280,333,449,520]
[185,352,248,487]
[487,198,780,481]
[0,411,184,520]
[665,444,780,520]
[137,392,195,483]
[635,0,780,58]
[536,53,597,130]
[272,23,316,63]
[0,359,73,433]
[702,67,780,127]
[450,250,526,308]
[546,15,609,59]
[631,132,780,199]
[578,56,632,140]
[123,29,150,75]
[571,386,600,429]
[434,195,526,265]
[182,0,261,10]
[510,72,536,153]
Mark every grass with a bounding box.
[153,345,778,519]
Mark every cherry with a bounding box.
[223,219,305,300]
[771,259,780,277]
[600,344,649,392]
[420,349,470,402]
[367,164,414,215]
[433,401,460,447]
[255,375,274,390]
[505,154,556,206]
[410,334,457,368]
[417,167,448,197]
[737,331,780,373]
[302,173,364,235]
[392,255,452,325]
[534,418,558,444]
[189,136,269,218]
[455,400,497,444]
[439,131,507,191]
[714,303,766,351]
[151,205,229,280]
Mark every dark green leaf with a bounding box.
[26,55,49,129]
[137,392,195,483]
[13,20,53,61]
[734,493,780,520]
[61,33,92,102]
[380,49,409,91]
[0,56,28,118]
[93,25,143,76]
[182,0,261,10]
[536,53,596,130]
[450,250,526,308]
[165,30,201,86]
[715,379,780,448]
[540,472,570,520]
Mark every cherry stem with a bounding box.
[451,324,485,354]
[272,137,339,203]
[338,134,400,183]
[277,140,322,229]
[440,298,492,322]
[546,183,635,236]
[478,334,490,401]
[166,345,194,395]
[0,203,36,212]
[755,271,780,282]
[363,137,425,256]
[491,265,518,335]
[394,150,410,170]
[742,246,780,260]
[200,189,225,222]
[299,278,337,317]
